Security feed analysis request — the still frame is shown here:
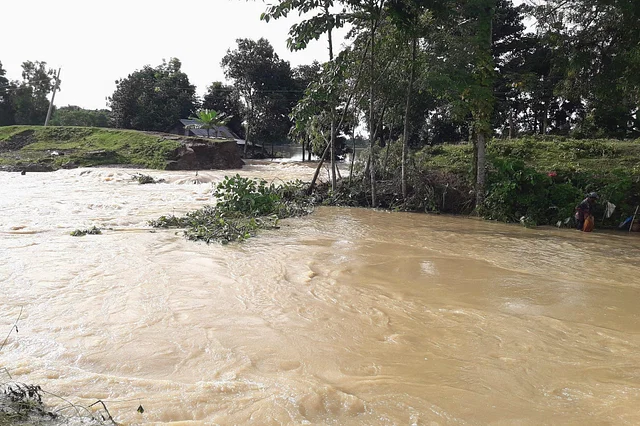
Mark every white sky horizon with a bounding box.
[3,0,348,110]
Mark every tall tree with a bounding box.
[536,0,640,138]
[221,38,298,156]
[0,61,15,126]
[202,82,244,137]
[12,61,57,125]
[262,1,349,188]
[108,58,197,132]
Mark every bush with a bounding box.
[150,176,314,244]
[481,158,552,224]
[213,175,280,216]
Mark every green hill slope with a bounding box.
[0,126,231,171]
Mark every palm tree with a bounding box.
[186,109,232,138]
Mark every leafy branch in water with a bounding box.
[0,381,117,425]
[150,175,314,244]
[131,173,165,185]
[1,309,115,425]
[70,226,102,237]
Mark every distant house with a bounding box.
[170,119,246,147]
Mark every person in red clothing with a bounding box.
[575,192,598,231]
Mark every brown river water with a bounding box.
[1,162,640,425]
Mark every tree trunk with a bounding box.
[369,12,377,207]
[243,125,250,156]
[402,37,417,200]
[476,132,486,206]
[301,136,306,162]
[474,2,495,209]
[472,130,478,187]
[349,137,356,187]
[326,1,337,191]
[509,109,514,139]
[542,102,549,135]
[308,142,331,194]
[330,118,337,189]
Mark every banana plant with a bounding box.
[187,109,232,138]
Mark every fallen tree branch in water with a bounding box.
[150,176,315,244]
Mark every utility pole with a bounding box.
[44,68,61,127]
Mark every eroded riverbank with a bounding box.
[1,164,640,424]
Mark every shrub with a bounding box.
[481,158,552,224]
[150,176,314,244]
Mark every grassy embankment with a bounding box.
[0,125,228,170]
[334,136,640,227]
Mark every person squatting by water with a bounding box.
[575,192,598,231]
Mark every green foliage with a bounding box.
[0,126,182,170]
[213,175,280,216]
[0,60,57,126]
[481,158,552,224]
[202,82,244,137]
[150,207,273,244]
[325,136,639,227]
[221,38,299,150]
[187,109,231,138]
[70,226,102,236]
[150,176,314,244]
[108,58,197,132]
[50,106,111,128]
[0,61,14,126]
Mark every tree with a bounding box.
[49,105,111,127]
[187,109,231,138]
[0,61,15,126]
[262,0,352,188]
[12,61,57,125]
[387,0,436,199]
[108,58,197,132]
[536,0,640,138]
[202,82,244,137]
[221,38,298,156]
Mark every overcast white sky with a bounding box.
[3,0,345,110]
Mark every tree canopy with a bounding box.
[108,58,197,132]
[49,106,111,127]
[221,38,300,153]
[0,60,58,126]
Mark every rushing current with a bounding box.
[1,162,639,425]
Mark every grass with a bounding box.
[416,135,640,177]
[0,125,230,170]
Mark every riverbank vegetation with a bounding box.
[258,0,640,222]
[150,175,314,243]
[1,314,114,425]
[317,136,640,228]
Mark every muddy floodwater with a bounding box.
[1,162,640,425]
